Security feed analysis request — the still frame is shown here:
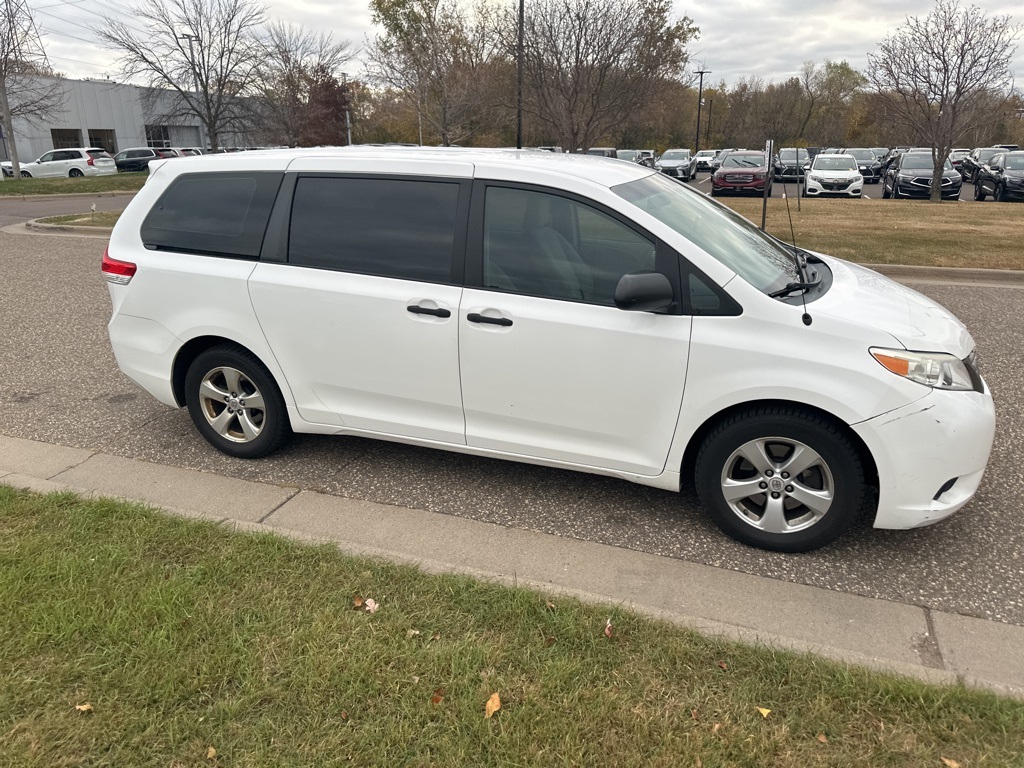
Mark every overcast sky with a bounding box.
[33,0,1023,88]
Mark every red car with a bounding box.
[711,151,772,196]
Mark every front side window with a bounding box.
[288,176,460,283]
[482,186,656,305]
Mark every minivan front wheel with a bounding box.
[184,346,290,458]
[695,407,865,552]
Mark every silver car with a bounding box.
[655,149,697,180]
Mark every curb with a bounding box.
[25,217,114,236]
[2,433,1023,700]
[0,190,139,202]
[865,263,1024,286]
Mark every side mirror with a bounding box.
[614,272,674,312]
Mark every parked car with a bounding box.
[711,151,771,196]
[879,147,909,174]
[960,148,1004,183]
[693,149,718,172]
[973,151,1024,202]
[174,147,204,156]
[637,149,657,167]
[711,148,745,170]
[882,152,962,200]
[101,147,994,552]
[114,147,179,173]
[870,147,889,162]
[616,149,644,164]
[2,147,115,178]
[655,148,697,180]
[802,153,863,198]
[586,147,616,158]
[994,144,1020,151]
[949,148,971,174]
[839,148,882,184]
[773,148,809,182]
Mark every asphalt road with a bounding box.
[1,200,1022,627]
[0,194,128,228]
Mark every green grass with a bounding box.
[722,196,1024,270]
[0,172,147,196]
[37,210,123,227]
[2,486,1021,767]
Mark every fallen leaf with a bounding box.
[406,629,420,638]
[431,687,445,705]
[604,618,613,638]
[696,758,703,768]
[545,601,556,611]
[817,733,828,744]
[757,707,772,718]
[940,759,961,768]
[340,711,348,720]
[690,708,699,721]
[352,595,364,609]
[74,703,93,713]
[411,675,419,684]
[712,722,721,733]
[431,633,441,641]
[544,636,556,647]
[364,598,379,614]
[206,746,217,760]
[485,692,501,718]
[717,660,728,671]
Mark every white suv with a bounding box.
[6,147,116,178]
[102,148,995,552]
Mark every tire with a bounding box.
[892,182,903,199]
[20,170,31,178]
[694,406,865,552]
[881,181,891,199]
[184,345,291,459]
[974,182,986,201]
[995,184,1006,202]
[69,168,84,178]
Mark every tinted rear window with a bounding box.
[87,150,109,159]
[141,172,283,258]
[287,176,460,283]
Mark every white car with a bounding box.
[804,153,864,197]
[5,147,117,178]
[102,148,994,552]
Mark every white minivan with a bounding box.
[103,148,995,552]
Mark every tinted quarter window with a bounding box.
[288,176,460,283]
[141,172,283,258]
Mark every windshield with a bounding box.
[616,150,639,161]
[696,150,716,158]
[661,150,690,161]
[778,149,808,162]
[901,154,953,170]
[613,173,798,294]
[978,149,1001,163]
[846,149,876,162]
[1004,155,1024,170]
[812,156,857,171]
[723,153,765,168]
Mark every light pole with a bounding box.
[693,67,710,153]
[705,98,713,144]
[516,0,524,149]
[177,33,199,93]
[341,72,352,146]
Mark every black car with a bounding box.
[879,147,911,174]
[839,148,882,183]
[772,147,809,181]
[882,152,962,200]
[960,148,1003,184]
[974,151,1024,202]
[113,147,176,172]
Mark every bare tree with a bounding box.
[867,0,1020,201]
[0,0,66,178]
[511,0,697,153]
[367,0,502,147]
[256,21,354,146]
[96,0,266,151]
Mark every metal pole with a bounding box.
[694,68,710,153]
[705,99,712,144]
[342,72,352,146]
[516,0,524,149]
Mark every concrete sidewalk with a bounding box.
[2,433,1022,699]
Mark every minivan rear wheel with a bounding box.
[184,345,290,458]
[695,407,865,552]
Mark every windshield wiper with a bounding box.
[768,277,821,298]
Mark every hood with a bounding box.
[811,169,859,179]
[812,256,974,358]
[658,159,689,167]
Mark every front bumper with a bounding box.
[712,177,768,194]
[658,166,689,178]
[853,386,995,530]
[805,177,863,197]
[893,178,962,199]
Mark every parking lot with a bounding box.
[682,170,981,200]
[1,200,1022,627]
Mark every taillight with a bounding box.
[102,246,136,284]
[87,156,95,166]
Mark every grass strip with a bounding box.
[0,173,147,197]
[37,211,123,227]
[1,485,1021,767]
[721,196,1024,270]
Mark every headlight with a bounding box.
[870,348,976,391]
[808,174,823,182]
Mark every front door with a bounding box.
[459,184,691,476]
